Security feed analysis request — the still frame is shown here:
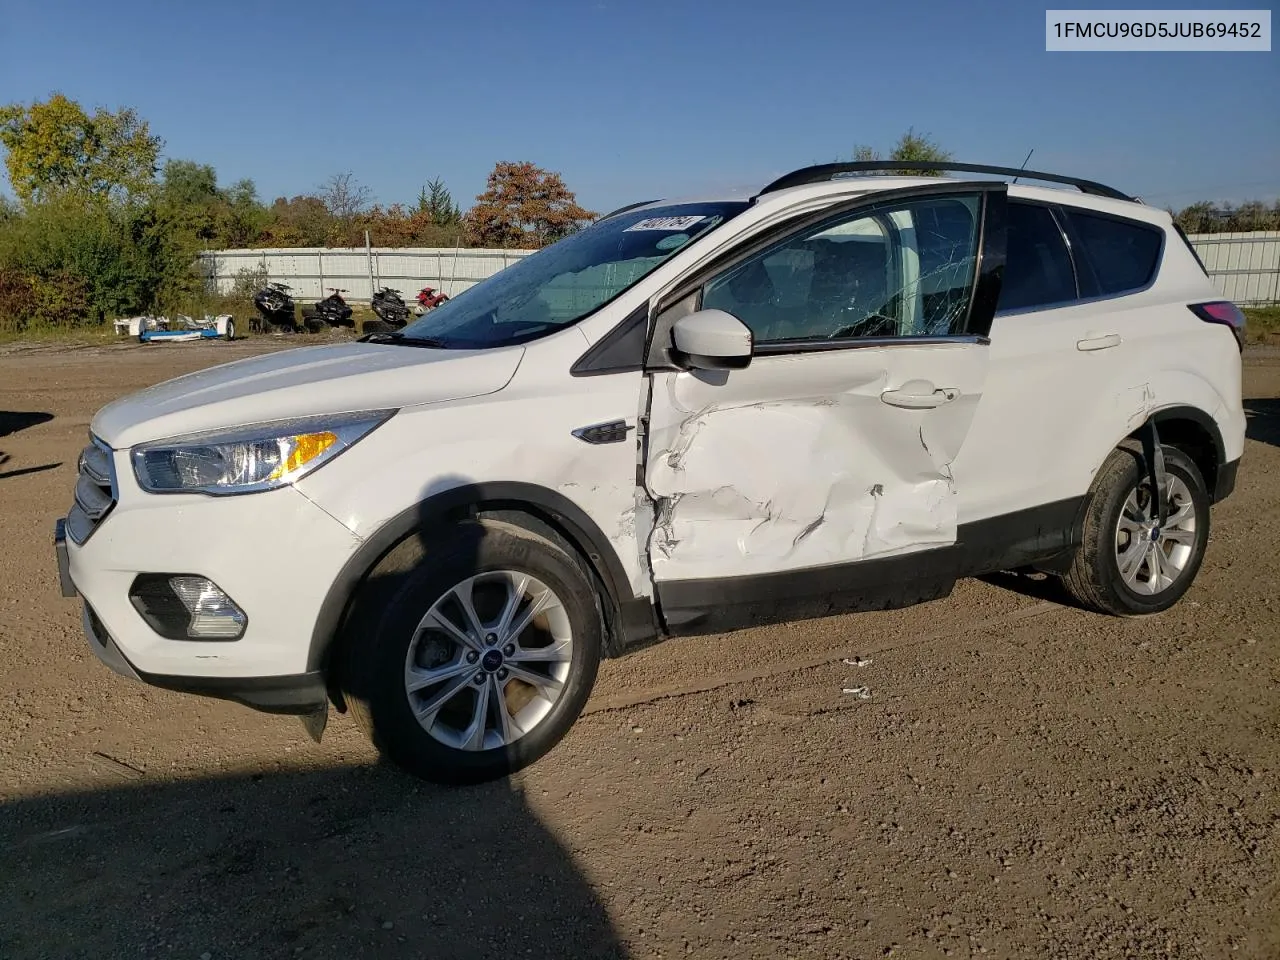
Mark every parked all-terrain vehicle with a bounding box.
[58,161,1245,786]
[372,287,412,327]
[253,281,297,331]
[414,286,449,314]
[308,288,354,328]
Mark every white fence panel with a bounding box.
[200,247,536,304]
[201,232,1280,307]
[1187,231,1280,306]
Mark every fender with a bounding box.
[306,481,648,674]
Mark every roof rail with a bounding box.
[755,162,1133,202]
[597,199,662,221]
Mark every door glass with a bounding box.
[997,202,1078,311]
[702,193,982,344]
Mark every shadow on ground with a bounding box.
[0,410,53,438]
[979,569,1084,609]
[1244,398,1280,447]
[0,763,626,960]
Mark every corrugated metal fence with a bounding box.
[1185,231,1280,306]
[199,230,1280,306]
[198,246,536,303]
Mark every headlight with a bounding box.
[131,410,394,495]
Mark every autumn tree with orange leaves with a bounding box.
[463,162,595,248]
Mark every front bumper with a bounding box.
[61,460,363,683]
[80,600,328,714]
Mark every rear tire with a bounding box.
[1062,443,1210,616]
[338,519,604,784]
[224,319,236,341]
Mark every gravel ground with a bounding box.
[0,337,1277,960]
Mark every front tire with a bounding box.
[339,519,603,784]
[1062,443,1210,616]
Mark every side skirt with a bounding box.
[652,497,1085,637]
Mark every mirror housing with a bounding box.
[671,309,753,370]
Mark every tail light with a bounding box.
[1188,300,1246,351]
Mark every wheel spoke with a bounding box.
[457,678,492,751]
[496,574,531,636]
[1117,515,1143,537]
[1147,544,1171,592]
[495,677,520,743]
[452,582,488,640]
[412,670,478,725]
[509,638,572,664]
[423,609,483,653]
[1161,526,1195,546]
[405,657,472,694]
[1165,500,1194,528]
[1118,539,1147,583]
[504,588,559,642]
[1122,491,1148,524]
[505,664,565,698]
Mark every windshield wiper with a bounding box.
[360,331,450,348]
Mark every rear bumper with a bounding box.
[1214,457,1240,503]
[81,601,328,715]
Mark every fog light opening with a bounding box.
[129,574,247,641]
[168,576,248,639]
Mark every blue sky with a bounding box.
[2,0,1276,212]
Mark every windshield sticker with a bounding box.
[655,233,691,251]
[625,216,705,232]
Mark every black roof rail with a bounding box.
[755,161,1134,202]
[597,198,662,221]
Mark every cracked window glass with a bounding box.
[702,194,981,344]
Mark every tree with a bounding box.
[463,162,595,248]
[318,172,371,222]
[260,195,334,247]
[417,176,461,226]
[0,93,161,203]
[850,128,952,175]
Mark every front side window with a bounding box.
[1062,208,1162,296]
[393,202,747,348]
[997,202,1077,312]
[701,193,982,345]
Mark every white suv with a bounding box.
[57,162,1246,784]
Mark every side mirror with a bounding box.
[671,309,753,371]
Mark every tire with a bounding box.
[361,319,395,335]
[224,319,236,341]
[1062,443,1210,616]
[339,518,604,784]
[304,317,327,334]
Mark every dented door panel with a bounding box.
[643,344,988,583]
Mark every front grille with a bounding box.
[67,437,117,544]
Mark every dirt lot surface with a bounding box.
[1,337,1277,960]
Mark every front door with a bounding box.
[640,186,1005,633]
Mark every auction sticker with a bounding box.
[625,216,705,231]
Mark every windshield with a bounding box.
[392,202,748,348]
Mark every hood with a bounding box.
[92,342,524,448]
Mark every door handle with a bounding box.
[1077,333,1122,351]
[880,386,959,409]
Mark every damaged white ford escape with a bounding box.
[57,161,1246,784]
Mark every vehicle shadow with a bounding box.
[0,410,54,438]
[0,763,627,960]
[1244,398,1280,448]
[979,569,1085,609]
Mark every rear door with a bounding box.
[639,184,1007,633]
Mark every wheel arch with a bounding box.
[1142,406,1225,501]
[308,482,649,692]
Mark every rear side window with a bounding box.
[1063,209,1162,296]
[998,202,1077,312]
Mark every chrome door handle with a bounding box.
[880,387,959,409]
[1077,334,1122,351]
